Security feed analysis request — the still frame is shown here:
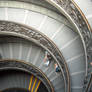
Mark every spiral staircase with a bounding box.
[0,0,92,92]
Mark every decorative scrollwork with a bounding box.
[48,0,92,91]
[53,0,92,61]
[56,0,92,60]
[0,21,69,92]
[0,21,64,66]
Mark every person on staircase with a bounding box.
[90,62,92,66]
[54,63,61,73]
[43,51,51,66]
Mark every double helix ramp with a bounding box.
[0,0,90,92]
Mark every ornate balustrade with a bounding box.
[0,21,69,92]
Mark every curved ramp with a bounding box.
[0,1,87,92]
[0,36,65,92]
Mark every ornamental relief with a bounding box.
[0,21,69,90]
[0,0,91,91]
[50,0,92,90]
[0,21,63,66]
[51,0,92,63]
